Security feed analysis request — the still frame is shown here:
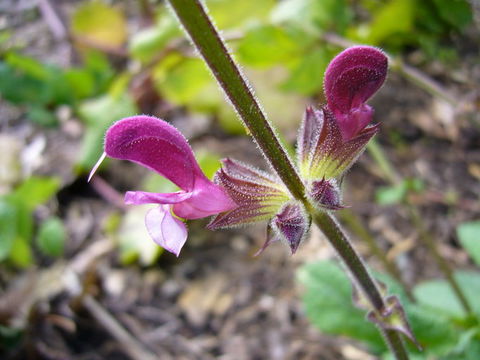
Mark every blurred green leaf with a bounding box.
[207,0,275,29]
[196,150,222,179]
[129,14,180,63]
[64,68,96,99]
[27,106,58,127]
[36,217,66,257]
[375,183,407,205]
[299,260,461,357]
[272,0,352,34]
[281,48,329,95]
[117,206,162,266]
[153,55,214,106]
[77,91,137,170]
[0,199,17,261]
[297,260,385,352]
[12,177,60,211]
[375,178,424,205]
[354,0,415,45]
[414,271,480,319]
[71,1,127,48]
[457,221,480,267]
[431,0,472,30]
[9,236,33,268]
[237,25,301,67]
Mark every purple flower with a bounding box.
[324,46,388,141]
[297,46,388,209]
[89,115,236,256]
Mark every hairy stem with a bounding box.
[167,0,305,202]
[167,1,410,357]
[312,209,409,359]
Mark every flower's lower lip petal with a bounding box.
[105,116,204,191]
[145,205,188,257]
[125,191,192,205]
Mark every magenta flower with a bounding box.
[297,46,387,210]
[89,115,236,256]
[323,45,388,141]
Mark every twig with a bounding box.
[37,0,68,40]
[82,295,158,360]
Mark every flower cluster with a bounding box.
[90,46,387,256]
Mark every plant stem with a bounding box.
[167,0,306,202]
[167,1,410,357]
[312,209,409,360]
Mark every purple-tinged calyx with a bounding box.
[297,106,378,181]
[310,179,344,210]
[89,115,236,256]
[208,158,290,229]
[297,107,377,209]
[209,159,311,255]
[271,202,310,254]
[324,46,387,141]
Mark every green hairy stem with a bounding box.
[167,0,411,358]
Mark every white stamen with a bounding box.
[87,152,107,182]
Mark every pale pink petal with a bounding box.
[105,116,205,191]
[145,205,188,257]
[125,191,191,205]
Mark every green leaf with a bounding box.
[0,199,17,261]
[272,0,352,34]
[375,183,407,205]
[297,260,385,352]
[281,48,329,95]
[414,271,480,319]
[9,236,33,268]
[77,91,137,170]
[355,0,415,45]
[237,25,301,67]
[117,206,162,266]
[129,14,180,63]
[196,150,221,179]
[299,261,460,356]
[71,1,127,48]
[207,0,275,29]
[431,0,473,30]
[457,221,480,266]
[27,106,58,127]
[12,177,60,211]
[36,217,66,257]
[153,55,214,106]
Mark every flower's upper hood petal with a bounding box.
[324,46,388,115]
[105,115,205,191]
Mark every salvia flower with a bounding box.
[89,115,236,256]
[297,46,388,210]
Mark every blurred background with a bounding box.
[1,0,479,359]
